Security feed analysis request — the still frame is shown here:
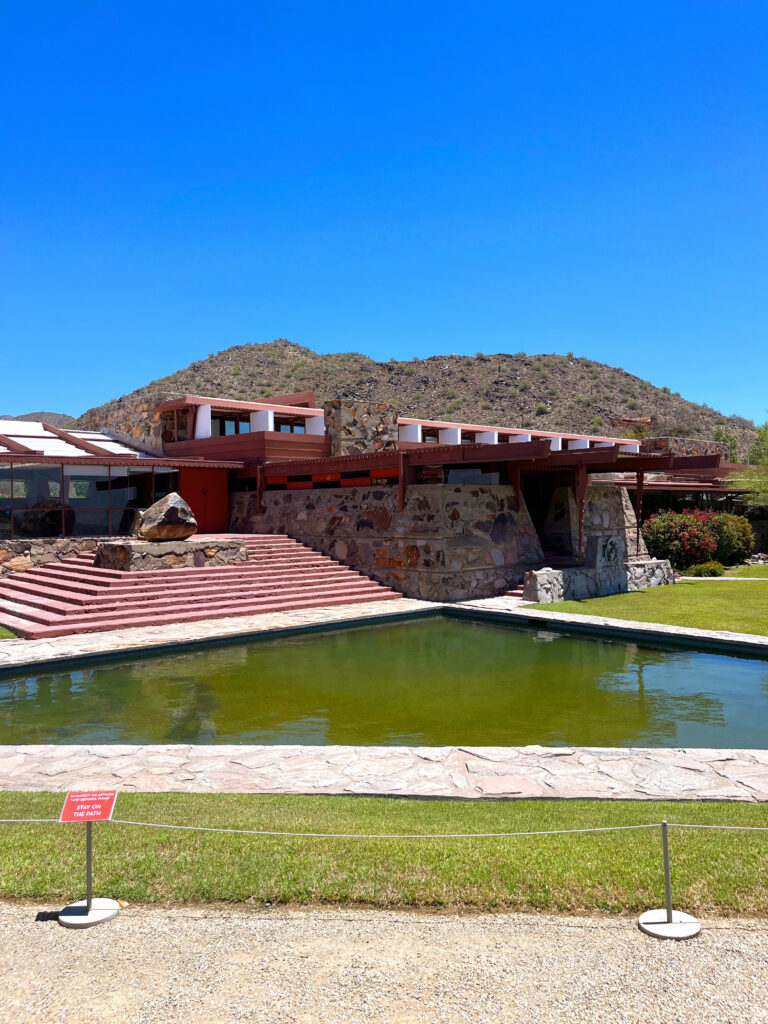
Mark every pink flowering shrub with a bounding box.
[642,509,753,569]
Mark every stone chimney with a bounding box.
[323,399,399,457]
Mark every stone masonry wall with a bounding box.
[230,480,647,602]
[93,538,246,572]
[640,436,730,459]
[582,485,648,562]
[523,559,674,603]
[76,392,175,455]
[0,537,104,577]
[323,400,399,456]
[231,484,544,601]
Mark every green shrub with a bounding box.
[685,561,725,577]
[643,510,753,569]
[710,513,754,564]
[535,403,548,416]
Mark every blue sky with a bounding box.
[1,2,766,422]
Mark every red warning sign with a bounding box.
[59,790,118,823]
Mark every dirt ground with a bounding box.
[1,903,766,1024]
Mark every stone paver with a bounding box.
[1,744,767,800]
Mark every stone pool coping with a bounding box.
[2,594,768,803]
[1,744,767,800]
[0,599,440,676]
[451,596,768,658]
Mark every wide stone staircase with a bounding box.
[0,534,402,639]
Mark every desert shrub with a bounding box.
[535,403,548,416]
[709,513,754,563]
[643,510,753,569]
[642,511,717,569]
[685,561,725,577]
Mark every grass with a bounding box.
[530,581,768,635]
[725,565,768,579]
[1,793,768,913]
[0,626,15,640]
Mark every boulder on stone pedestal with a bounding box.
[138,492,197,541]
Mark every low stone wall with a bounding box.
[0,538,105,577]
[640,436,730,459]
[323,400,399,456]
[523,559,674,603]
[231,484,544,601]
[93,539,247,572]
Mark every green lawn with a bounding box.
[530,581,768,635]
[0,627,16,640]
[725,564,768,579]
[1,793,768,913]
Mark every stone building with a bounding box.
[1,392,740,602]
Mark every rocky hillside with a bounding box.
[0,411,76,427]
[78,339,757,457]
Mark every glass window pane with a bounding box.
[0,464,10,509]
[10,464,62,508]
[154,468,179,501]
[110,467,153,510]
[67,508,110,537]
[0,509,10,538]
[14,506,61,538]
[110,507,140,535]
[63,466,110,508]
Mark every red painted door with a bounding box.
[178,468,229,533]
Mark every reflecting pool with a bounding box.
[1,618,767,746]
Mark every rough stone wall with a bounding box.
[582,485,648,562]
[230,484,543,601]
[640,436,730,459]
[93,539,246,572]
[75,392,174,455]
[0,537,103,576]
[523,559,674,603]
[323,400,399,456]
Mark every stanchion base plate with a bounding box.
[58,898,120,929]
[638,909,701,940]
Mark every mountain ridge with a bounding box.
[76,339,756,456]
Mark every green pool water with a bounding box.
[1,618,767,747]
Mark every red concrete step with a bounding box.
[12,589,402,639]
[0,533,402,639]
[1,577,390,628]
[0,568,381,618]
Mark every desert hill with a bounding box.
[0,411,76,428]
[78,339,757,458]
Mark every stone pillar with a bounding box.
[323,400,399,456]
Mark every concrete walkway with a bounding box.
[1,904,766,1024]
[2,743,767,800]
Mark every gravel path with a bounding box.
[1,904,767,1023]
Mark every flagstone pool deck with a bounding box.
[1,595,768,801]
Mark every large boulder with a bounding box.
[138,492,197,541]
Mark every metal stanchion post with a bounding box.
[638,820,701,939]
[59,791,120,930]
[86,821,93,914]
